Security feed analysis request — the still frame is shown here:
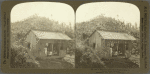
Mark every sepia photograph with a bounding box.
[75,2,140,68]
[10,2,75,69]
[1,1,149,73]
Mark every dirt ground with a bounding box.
[101,58,139,68]
[34,54,139,69]
[35,54,75,69]
[76,56,140,68]
[129,54,140,67]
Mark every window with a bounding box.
[107,42,110,47]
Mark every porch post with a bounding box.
[128,41,132,55]
[52,43,53,55]
[125,41,127,57]
[117,42,118,51]
[59,41,61,56]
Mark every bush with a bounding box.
[10,45,38,68]
[75,44,107,68]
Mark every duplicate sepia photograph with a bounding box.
[1,1,149,73]
[10,2,75,69]
[76,2,140,68]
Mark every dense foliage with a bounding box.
[10,42,39,68]
[11,14,74,42]
[76,15,140,41]
[75,15,140,68]
[76,15,140,51]
[11,14,75,68]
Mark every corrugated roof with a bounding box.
[97,30,136,40]
[32,30,72,40]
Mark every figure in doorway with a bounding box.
[112,43,118,57]
[114,51,118,57]
[49,51,53,57]
[110,42,114,57]
[109,47,112,57]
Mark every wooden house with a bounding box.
[23,30,72,58]
[88,30,136,58]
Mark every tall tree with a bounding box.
[135,23,138,30]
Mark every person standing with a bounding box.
[110,47,112,57]
[44,47,47,55]
[110,42,114,57]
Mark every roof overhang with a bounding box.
[97,30,136,41]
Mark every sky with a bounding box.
[76,2,140,27]
[11,2,75,28]
[11,2,140,28]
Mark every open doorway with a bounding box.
[112,43,126,57]
[53,43,60,56]
[118,43,125,56]
[47,43,60,56]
